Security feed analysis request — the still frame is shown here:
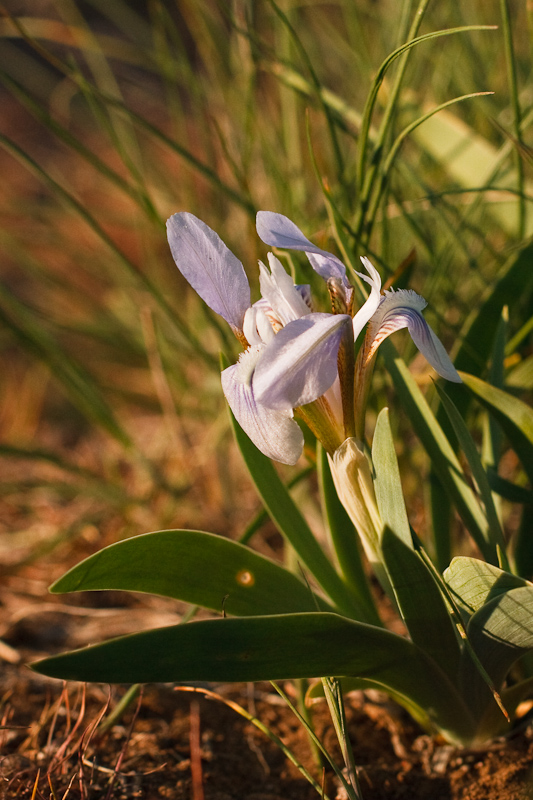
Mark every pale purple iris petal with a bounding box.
[167,212,250,332]
[253,312,352,412]
[352,256,382,340]
[221,358,304,465]
[368,289,462,383]
[256,211,349,287]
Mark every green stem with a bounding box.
[500,0,525,240]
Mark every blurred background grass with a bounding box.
[0,0,532,572]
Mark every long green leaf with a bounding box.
[436,384,506,555]
[32,611,476,745]
[228,409,361,618]
[460,586,533,721]
[372,408,411,548]
[50,529,332,616]
[380,527,462,681]
[449,242,533,404]
[460,372,533,483]
[380,341,496,562]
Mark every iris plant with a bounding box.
[166,211,461,467]
[34,210,533,754]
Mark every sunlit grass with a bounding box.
[0,0,531,563]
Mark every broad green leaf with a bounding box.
[444,557,529,617]
[380,341,496,562]
[50,530,333,617]
[380,527,461,681]
[372,408,411,548]
[460,372,533,483]
[317,445,380,626]
[228,406,361,619]
[460,586,533,719]
[436,384,506,556]
[32,611,476,745]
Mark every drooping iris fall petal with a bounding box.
[253,312,352,412]
[167,212,251,334]
[221,349,304,465]
[366,289,461,383]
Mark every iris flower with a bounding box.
[167,211,460,465]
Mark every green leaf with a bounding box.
[380,527,462,681]
[436,384,506,557]
[460,586,533,720]
[372,408,411,548]
[444,557,529,618]
[50,530,332,617]
[32,611,476,744]
[468,585,533,684]
[487,472,533,505]
[460,372,533,484]
[228,407,361,619]
[380,341,496,562]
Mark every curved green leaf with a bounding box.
[32,611,476,744]
[436,384,506,556]
[227,403,361,618]
[380,341,495,562]
[444,557,529,618]
[50,530,332,616]
[381,527,461,681]
[468,585,533,685]
[459,586,533,721]
[460,372,533,483]
[372,408,411,548]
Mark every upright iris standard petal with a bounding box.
[221,352,304,465]
[256,211,349,288]
[352,256,382,340]
[167,213,251,333]
[259,253,311,325]
[366,289,462,383]
[253,312,352,412]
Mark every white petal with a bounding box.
[167,213,250,332]
[253,313,352,411]
[221,360,304,465]
[352,256,382,340]
[367,289,462,382]
[259,253,310,325]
